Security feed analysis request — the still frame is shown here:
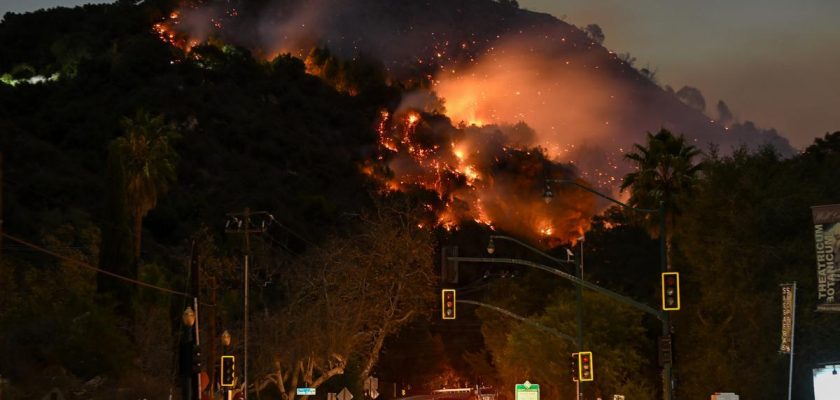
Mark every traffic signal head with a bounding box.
[578,351,594,382]
[192,345,202,373]
[442,289,456,320]
[569,353,579,382]
[661,272,681,311]
[221,355,235,387]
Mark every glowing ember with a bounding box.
[539,224,554,237]
[368,109,595,244]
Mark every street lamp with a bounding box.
[544,178,673,400]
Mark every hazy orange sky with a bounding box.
[3,0,839,148]
[520,0,840,149]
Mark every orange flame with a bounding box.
[369,109,594,244]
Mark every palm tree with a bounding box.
[620,128,702,266]
[112,110,179,261]
[97,140,134,311]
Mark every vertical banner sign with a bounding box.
[812,204,840,312]
[780,284,794,353]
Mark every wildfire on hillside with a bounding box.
[365,109,595,244]
[152,1,619,244]
[153,1,238,54]
[153,10,198,52]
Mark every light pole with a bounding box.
[486,234,583,399]
[544,179,673,400]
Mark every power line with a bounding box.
[268,215,317,247]
[3,231,194,299]
[2,177,181,257]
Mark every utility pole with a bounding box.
[225,209,272,400]
[190,240,202,400]
[208,276,218,394]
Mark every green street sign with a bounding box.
[515,381,540,400]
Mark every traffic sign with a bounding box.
[338,387,354,400]
[514,381,539,400]
[297,388,317,396]
[364,377,380,400]
[364,376,379,391]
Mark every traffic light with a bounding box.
[661,272,681,311]
[578,351,594,382]
[192,345,202,374]
[442,289,456,320]
[569,352,579,382]
[221,355,235,387]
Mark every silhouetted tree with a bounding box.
[97,139,136,314]
[584,24,605,45]
[620,129,703,266]
[676,86,706,112]
[716,100,733,125]
[112,110,179,261]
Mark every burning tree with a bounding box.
[252,202,436,398]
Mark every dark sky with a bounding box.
[3,0,839,148]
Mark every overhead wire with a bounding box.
[2,177,183,257]
[2,232,212,303]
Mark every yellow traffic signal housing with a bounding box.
[221,355,235,387]
[442,289,456,320]
[578,351,594,381]
[661,272,681,311]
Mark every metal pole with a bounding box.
[660,202,672,400]
[787,282,797,400]
[457,299,578,344]
[209,277,217,397]
[576,241,583,400]
[544,180,673,400]
[225,209,271,400]
[195,297,202,400]
[244,208,250,400]
[451,256,662,317]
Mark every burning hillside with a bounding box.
[365,109,594,244]
[150,0,793,240]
